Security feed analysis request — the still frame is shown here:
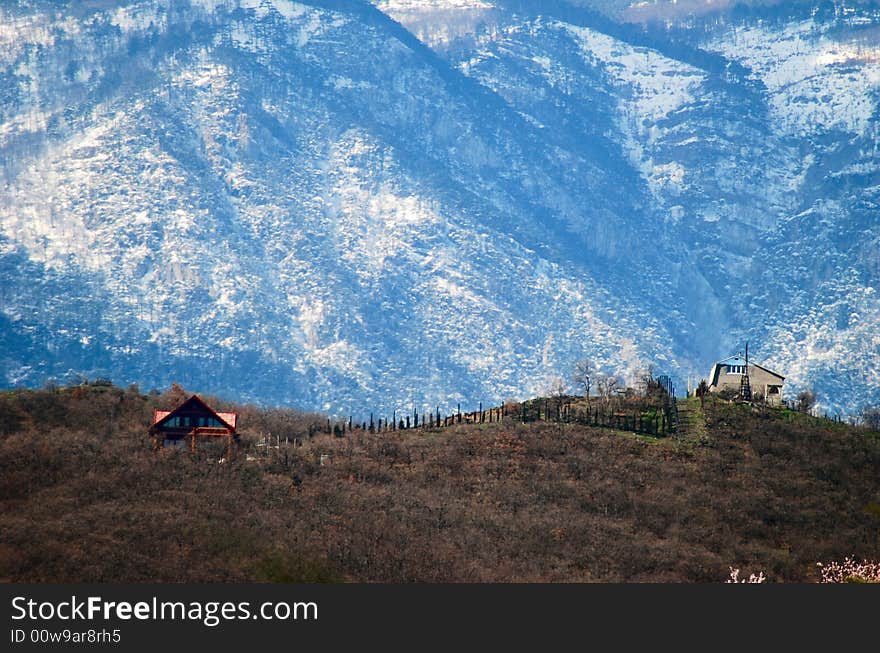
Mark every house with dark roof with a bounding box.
[708,354,785,404]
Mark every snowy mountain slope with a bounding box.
[380,0,880,414]
[686,4,880,410]
[0,0,680,415]
[1,0,879,417]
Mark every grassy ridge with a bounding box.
[1,387,878,582]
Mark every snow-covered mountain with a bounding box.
[1,0,878,418]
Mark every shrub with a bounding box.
[726,567,766,583]
[859,406,880,430]
[817,557,880,583]
[796,389,817,414]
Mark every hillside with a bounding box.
[1,384,877,582]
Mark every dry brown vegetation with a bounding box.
[1,385,878,582]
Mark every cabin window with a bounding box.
[162,414,224,429]
[768,386,780,394]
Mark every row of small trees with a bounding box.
[571,360,675,404]
[571,358,624,402]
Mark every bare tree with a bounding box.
[637,365,654,396]
[546,376,568,431]
[859,406,880,430]
[605,375,621,400]
[548,376,567,399]
[796,389,817,414]
[159,382,189,410]
[572,359,594,397]
[596,373,622,405]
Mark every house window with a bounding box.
[727,365,742,374]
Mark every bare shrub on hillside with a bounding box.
[817,557,880,583]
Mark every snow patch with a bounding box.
[111,5,167,34]
[564,23,704,127]
[375,0,496,49]
[269,0,309,20]
[704,19,880,137]
[563,22,703,198]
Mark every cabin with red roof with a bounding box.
[149,394,238,454]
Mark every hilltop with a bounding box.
[1,384,877,582]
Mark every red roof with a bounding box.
[216,412,238,429]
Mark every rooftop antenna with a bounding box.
[740,341,752,402]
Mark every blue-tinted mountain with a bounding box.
[1,0,878,417]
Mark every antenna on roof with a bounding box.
[740,341,752,402]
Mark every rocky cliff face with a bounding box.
[1,0,878,417]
